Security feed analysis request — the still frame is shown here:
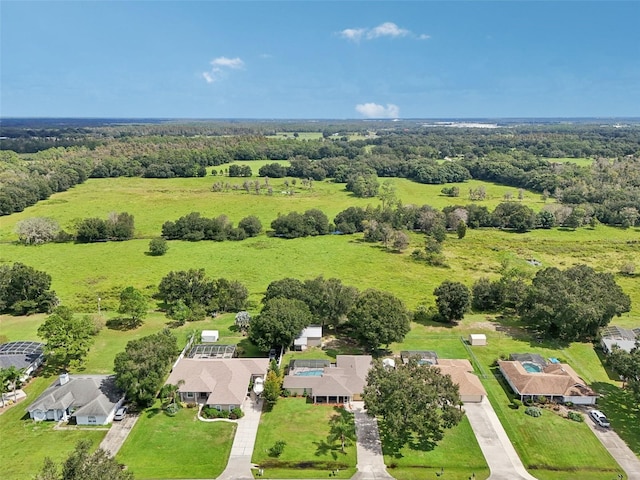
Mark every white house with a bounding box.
[28,374,124,425]
[293,325,322,351]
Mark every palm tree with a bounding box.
[0,370,9,408]
[328,410,356,453]
[161,380,185,407]
[3,366,23,403]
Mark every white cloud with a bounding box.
[210,56,244,69]
[355,103,400,118]
[367,22,409,39]
[340,22,428,42]
[202,56,244,84]
[202,72,214,84]
[339,28,366,42]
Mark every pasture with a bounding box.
[0,173,639,479]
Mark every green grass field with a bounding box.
[1,174,639,478]
[116,402,236,479]
[543,157,594,167]
[383,417,489,480]
[252,398,357,478]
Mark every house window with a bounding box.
[228,405,235,411]
[215,405,222,411]
[88,416,96,424]
[200,392,207,398]
[186,392,194,398]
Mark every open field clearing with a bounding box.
[543,157,594,166]
[0,176,551,241]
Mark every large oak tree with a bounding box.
[519,265,631,341]
[363,359,463,452]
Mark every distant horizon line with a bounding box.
[2,116,639,121]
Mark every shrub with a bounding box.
[511,399,522,409]
[536,395,548,405]
[165,403,179,416]
[525,406,542,417]
[230,407,244,420]
[268,440,287,458]
[567,411,584,422]
[149,237,169,256]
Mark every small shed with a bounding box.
[468,334,487,346]
[201,330,219,343]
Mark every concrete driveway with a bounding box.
[464,398,538,480]
[350,401,395,480]
[584,413,640,479]
[99,413,139,456]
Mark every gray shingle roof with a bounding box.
[28,375,122,417]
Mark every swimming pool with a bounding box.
[295,369,324,376]
[522,361,543,373]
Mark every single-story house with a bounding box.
[435,359,487,403]
[283,355,372,404]
[498,356,597,405]
[27,374,124,425]
[0,341,45,379]
[165,357,269,411]
[400,350,438,366]
[201,330,219,343]
[468,334,487,346]
[600,325,640,354]
[293,325,323,351]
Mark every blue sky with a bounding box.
[1,1,639,118]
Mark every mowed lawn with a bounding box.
[422,332,628,480]
[383,416,489,480]
[116,403,236,479]
[252,398,357,478]
[0,376,107,480]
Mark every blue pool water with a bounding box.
[522,362,542,373]
[295,369,323,376]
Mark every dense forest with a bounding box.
[1,119,639,227]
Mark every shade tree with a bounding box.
[248,297,312,351]
[519,264,631,341]
[113,329,178,408]
[0,262,58,315]
[37,307,95,371]
[346,289,411,352]
[362,358,463,451]
[433,281,471,323]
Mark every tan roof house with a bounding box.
[166,358,269,411]
[498,358,597,405]
[436,359,487,403]
[283,355,372,404]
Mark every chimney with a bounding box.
[59,373,70,385]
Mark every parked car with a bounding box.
[114,406,128,421]
[589,409,610,428]
[268,348,277,361]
